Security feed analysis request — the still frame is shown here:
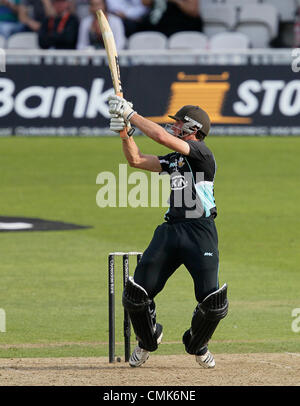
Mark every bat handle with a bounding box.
[116,92,129,139]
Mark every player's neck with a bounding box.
[182,134,198,142]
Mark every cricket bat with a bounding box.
[96,10,128,139]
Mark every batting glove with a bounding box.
[108,95,137,121]
[110,114,135,136]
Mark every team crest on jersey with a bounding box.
[169,156,185,171]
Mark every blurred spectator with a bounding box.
[0,0,24,39]
[138,0,203,37]
[18,0,55,32]
[76,0,126,50]
[38,0,79,49]
[171,0,199,18]
[295,4,300,47]
[106,0,150,37]
[70,0,90,20]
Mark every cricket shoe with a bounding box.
[129,323,163,368]
[195,349,215,369]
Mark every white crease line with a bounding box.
[285,352,300,357]
[257,360,293,370]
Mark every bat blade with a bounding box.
[96,10,127,139]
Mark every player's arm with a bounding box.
[109,112,162,172]
[108,95,191,156]
[122,137,162,172]
[131,113,190,156]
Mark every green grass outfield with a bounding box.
[0,135,299,359]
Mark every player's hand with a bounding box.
[110,114,135,136]
[108,95,137,121]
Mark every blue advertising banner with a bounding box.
[0,62,299,136]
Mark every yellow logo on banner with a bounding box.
[147,72,252,124]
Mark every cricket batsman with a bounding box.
[108,95,229,368]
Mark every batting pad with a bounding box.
[122,277,159,352]
[183,283,229,355]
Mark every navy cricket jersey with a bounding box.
[158,140,217,221]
